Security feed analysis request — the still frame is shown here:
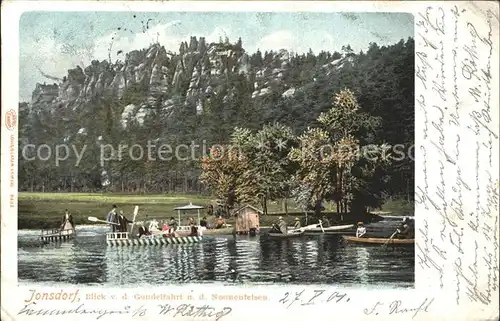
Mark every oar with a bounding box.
[88,216,119,225]
[318,219,325,233]
[129,206,139,235]
[382,231,398,247]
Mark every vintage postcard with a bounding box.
[1,1,498,320]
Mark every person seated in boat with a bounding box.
[278,217,288,235]
[268,215,282,233]
[189,222,199,236]
[269,219,282,233]
[321,215,331,228]
[169,217,178,232]
[60,209,74,231]
[149,219,160,232]
[199,216,208,232]
[395,223,414,239]
[137,224,151,238]
[403,217,415,228]
[356,222,367,238]
[162,222,170,232]
[200,216,208,228]
[117,210,133,233]
[215,216,226,229]
[293,217,301,229]
[107,204,119,232]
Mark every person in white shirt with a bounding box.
[60,209,74,230]
[356,222,366,238]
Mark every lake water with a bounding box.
[17,219,414,287]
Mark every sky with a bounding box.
[19,11,414,102]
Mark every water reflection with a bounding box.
[18,221,414,287]
[354,246,370,284]
[304,239,319,267]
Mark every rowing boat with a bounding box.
[302,224,354,233]
[342,235,414,245]
[267,230,305,238]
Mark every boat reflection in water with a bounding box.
[353,246,370,284]
[18,224,414,287]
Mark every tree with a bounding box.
[317,89,390,214]
[289,127,337,215]
[200,143,248,208]
[234,123,296,214]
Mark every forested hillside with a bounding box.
[19,36,414,205]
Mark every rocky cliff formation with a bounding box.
[26,37,350,128]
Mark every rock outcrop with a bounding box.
[25,37,349,128]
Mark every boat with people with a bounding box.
[89,205,203,247]
[142,219,231,237]
[166,203,234,236]
[342,235,414,245]
[266,216,305,238]
[40,209,75,244]
[106,231,202,246]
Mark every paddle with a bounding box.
[88,216,119,225]
[382,230,398,247]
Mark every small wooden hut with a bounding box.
[233,204,261,235]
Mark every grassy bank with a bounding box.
[18,193,413,229]
[19,193,212,229]
[18,193,299,229]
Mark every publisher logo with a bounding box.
[5,109,17,131]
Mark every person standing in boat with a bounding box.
[60,209,74,231]
[356,222,366,238]
[293,217,301,229]
[107,205,119,232]
[117,210,133,233]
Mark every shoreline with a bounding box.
[17,192,413,230]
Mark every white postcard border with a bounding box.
[1,1,499,321]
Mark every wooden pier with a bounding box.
[40,228,75,244]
